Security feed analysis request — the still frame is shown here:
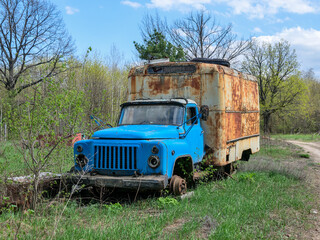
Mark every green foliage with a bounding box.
[272,70,320,134]
[157,197,179,208]
[299,153,310,159]
[237,172,256,182]
[4,78,85,177]
[134,29,185,62]
[175,157,194,183]
[241,40,308,133]
[103,202,123,212]
[80,57,128,126]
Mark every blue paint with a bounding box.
[73,100,205,186]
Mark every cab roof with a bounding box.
[121,98,196,107]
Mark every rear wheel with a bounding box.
[224,162,236,175]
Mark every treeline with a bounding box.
[270,70,320,134]
[1,51,319,142]
[240,41,320,134]
[0,0,319,143]
[0,52,129,141]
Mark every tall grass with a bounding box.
[0,171,313,239]
[0,141,74,176]
[271,134,320,142]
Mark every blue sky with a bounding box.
[55,0,320,77]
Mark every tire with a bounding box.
[190,58,230,67]
[170,175,187,195]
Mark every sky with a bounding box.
[54,0,320,77]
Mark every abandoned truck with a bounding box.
[71,59,260,195]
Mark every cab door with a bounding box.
[185,104,204,163]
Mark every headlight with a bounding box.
[151,146,159,154]
[76,145,83,153]
[76,154,88,167]
[148,155,160,168]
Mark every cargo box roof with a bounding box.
[129,61,257,82]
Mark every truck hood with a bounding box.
[92,125,180,139]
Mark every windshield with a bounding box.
[119,104,184,126]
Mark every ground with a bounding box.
[1,137,320,239]
[286,140,320,240]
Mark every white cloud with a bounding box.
[254,27,320,76]
[65,6,79,15]
[146,0,211,11]
[253,27,262,33]
[121,1,142,8]
[216,0,318,19]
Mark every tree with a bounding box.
[137,11,251,63]
[0,0,74,95]
[301,69,320,133]
[134,29,185,62]
[169,11,251,62]
[241,40,306,133]
[139,12,169,42]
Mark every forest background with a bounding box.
[0,0,319,145]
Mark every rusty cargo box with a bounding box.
[128,61,260,167]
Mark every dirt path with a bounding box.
[287,140,320,162]
[286,140,320,240]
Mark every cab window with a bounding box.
[186,107,198,125]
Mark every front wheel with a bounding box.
[170,175,187,195]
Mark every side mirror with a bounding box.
[200,105,209,121]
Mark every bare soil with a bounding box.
[286,140,320,240]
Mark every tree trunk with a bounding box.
[263,112,272,134]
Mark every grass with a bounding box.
[0,139,316,239]
[0,141,74,176]
[0,171,312,239]
[255,145,294,159]
[271,133,320,142]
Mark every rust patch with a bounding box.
[147,76,170,95]
[231,75,242,111]
[130,75,136,94]
[191,76,201,90]
[226,113,241,141]
[241,112,260,136]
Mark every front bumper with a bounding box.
[66,174,168,191]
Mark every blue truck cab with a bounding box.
[73,98,207,194]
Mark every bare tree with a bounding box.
[0,0,74,95]
[169,11,251,61]
[139,12,169,41]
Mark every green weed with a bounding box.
[103,202,123,212]
[157,197,179,208]
[299,153,310,158]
